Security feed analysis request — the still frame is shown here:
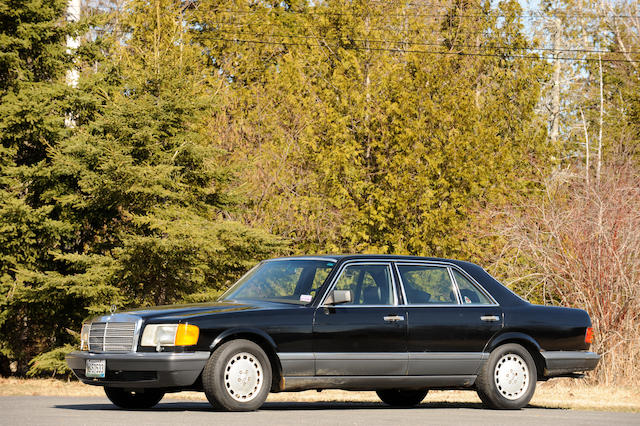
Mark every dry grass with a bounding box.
[0,378,638,412]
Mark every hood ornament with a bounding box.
[109,304,117,314]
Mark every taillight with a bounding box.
[585,327,594,344]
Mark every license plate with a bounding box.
[86,359,106,378]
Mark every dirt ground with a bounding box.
[0,377,638,412]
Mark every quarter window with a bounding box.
[332,264,394,305]
[452,269,493,305]
[397,265,458,305]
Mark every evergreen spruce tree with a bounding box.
[0,0,283,376]
[0,0,80,375]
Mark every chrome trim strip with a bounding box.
[317,304,405,308]
[323,303,499,308]
[394,262,408,304]
[447,266,463,304]
[266,256,339,263]
[398,304,499,307]
[277,352,488,360]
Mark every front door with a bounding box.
[313,262,407,376]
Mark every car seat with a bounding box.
[362,286,381,304]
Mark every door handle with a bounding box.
[383,315,405,322]
[480,315,500,322]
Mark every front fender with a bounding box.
[209,327,278,353]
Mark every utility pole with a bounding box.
[66,0,81,88]
[65,0,81,127]
[597,53,603,186]
[549,17,562,147]
[580,107,590,186]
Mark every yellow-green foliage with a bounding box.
[198,0,552,259]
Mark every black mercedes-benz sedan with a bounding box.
[66,255,599,411]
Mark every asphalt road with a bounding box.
[1,396,638,426]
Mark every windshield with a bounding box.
[221,259,337,304]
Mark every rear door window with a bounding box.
[397,265,458,305]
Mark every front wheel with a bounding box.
[104,387,165,409]
[202,339,272,411]
[376,389,428,407]
[476,343,537,409]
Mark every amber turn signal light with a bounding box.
[175,324,199,346]
[585,327,594,344]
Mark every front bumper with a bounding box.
[541,351,600,377]
[66,351,210,388]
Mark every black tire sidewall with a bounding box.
[376,389,429,407]
[203,339,272,411]
[104,387,165,409]
[477,343,537,410]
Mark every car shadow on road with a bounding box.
[260,402,557,411]
[54,400,555,412]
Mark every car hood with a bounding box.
[91,300,295,323]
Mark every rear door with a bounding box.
[396,262,502,376]
[313,262,407,376]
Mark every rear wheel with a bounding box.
[104,387,165,409]
[476,343,537,409]
[202,339,272,411]
[376,389,428,407]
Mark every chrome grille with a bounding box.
[88,322,136,352]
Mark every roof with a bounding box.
[265,254,527,306]
[268,254,456,263]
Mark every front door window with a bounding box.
[332,264,394,305]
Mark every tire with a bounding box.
[202,339,272,411]
[476,343,537,410]
[376,389,429,407]
[104,387,165,409]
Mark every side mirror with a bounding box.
[325,290,352,305]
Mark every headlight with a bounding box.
[80,323,91,350]
[141,324,199,348]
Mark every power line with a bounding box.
[207,28,640,56]
[207,37,640,63]
[368,0,640,19]
[200,20,610,45]
[202,20,495,36]
[207,8,640,20]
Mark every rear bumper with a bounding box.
[66,350,210,389]
[541,351,600,378]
